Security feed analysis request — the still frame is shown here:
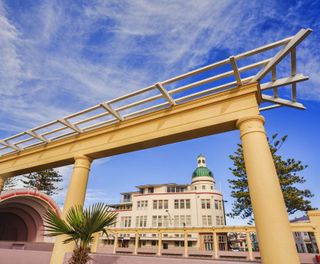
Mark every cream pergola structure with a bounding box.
[0,28,314,264]
[94,212,320,261]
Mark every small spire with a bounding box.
[197,154,206,167]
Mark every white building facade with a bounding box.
[107,155,226,250]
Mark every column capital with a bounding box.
[74,154,93,163]
[236,115,266,139]
[73,155,93,170]
[236,115,265,128]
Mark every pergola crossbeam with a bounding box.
[155,83,176,106]
[262,94,305,109]
[251,28,312,82]
[291,49,297,102]
[25,130,49,143]
[101,102,123,121]
[259,104,282,111]
[260,74,309,91]
[271,67,278,98]
[0,140,21,151]
[229,56,242,86]
[58,118,82,133]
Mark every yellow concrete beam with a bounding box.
[0,83,260,178]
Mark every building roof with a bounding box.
[135,183,189,189]
[192,166,213,178]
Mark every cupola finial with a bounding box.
[197,154,206,167]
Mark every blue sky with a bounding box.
[0,0,319,225]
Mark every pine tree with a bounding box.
[22,169,63,196]
[228,133,315,223]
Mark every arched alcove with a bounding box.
[0,190,61,242]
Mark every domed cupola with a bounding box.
[192,154,214,179]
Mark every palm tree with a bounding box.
[44,203,118,264]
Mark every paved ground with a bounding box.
[86,253,259,264]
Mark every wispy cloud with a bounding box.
[0,0,319,137]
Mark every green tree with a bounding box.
[22,169,63,196]
[44,203,117,264]
[3,177,18,191]
[228,133,315,223]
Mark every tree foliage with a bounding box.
[228,133,315,222]
[44,203,118,264]
[3,177,18,191]
[22,169,63,196]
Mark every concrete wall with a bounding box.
[0,241,53,251]
[0,248,52,264]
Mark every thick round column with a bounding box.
[237,115,299,264]
[113,233,118,254]
[90,232,100,253]
[50,155,92,264]
[183,231,188,257]
[246,231,253,261]
[213,231,219,259]
[134,233,139,255]
[157,232,162,256]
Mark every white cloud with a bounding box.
[0,0,319,132]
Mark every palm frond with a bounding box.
[44,203,118,248]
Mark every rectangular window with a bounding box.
[218,200,222,210]
[202,215,207,226]
[164,200,168,209]
[164,215,169,227]
[136,216,139,227]
[158,215,162,227]
[186,215,191,226]
[174,215,179,227]
[208,216,212,226]
[152,216,157,227]
[143,216,147,227]
[174,200,179,209]
[148,187,154,193]
[206,199,211,209]
[186,199,190,209]
[214,200,219,210]
[180,199,185,209]
[201,199,206,209]
[218,235,226,243]
[180,215,185,227]
[153,200,157,209]
[216,216,220,225]
[159,200,163,209]
[137,201,140,209]
[220,216,224,225]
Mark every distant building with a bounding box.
[107,154,227,250]
[291,216,319,253]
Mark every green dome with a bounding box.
[192,167,213,178]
